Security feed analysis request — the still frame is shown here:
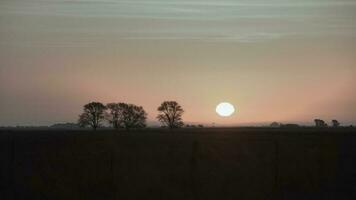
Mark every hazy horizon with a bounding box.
[1,0,356,126]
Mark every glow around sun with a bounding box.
[216,102,235,117]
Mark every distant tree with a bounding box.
[157,101,184,129]
[50,123,79,129]
[270,122,281,128]
[185,124,203,128]
[314,119,327,127]
[78,102,107,130]
[106,103,125,129]
[121,104,147,129]
[331,120,340,128]
[280,124,300,128]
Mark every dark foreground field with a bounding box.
[1,128,356,200]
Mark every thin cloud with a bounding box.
[1,0,356,44]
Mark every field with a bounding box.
[1,128,356,200]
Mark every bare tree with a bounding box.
[78,102,107,130]
[107,103,147,129]
[106,103,125,129]
[157,101,184,129]
[332,120,340,128]
[121,103,147,129]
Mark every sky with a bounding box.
[0,0,356,126]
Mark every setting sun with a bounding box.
[216,102,235,117]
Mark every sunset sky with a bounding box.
[1,0,355,126]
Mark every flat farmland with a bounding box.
[0,128,355,200]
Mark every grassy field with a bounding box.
[1,128,356,200]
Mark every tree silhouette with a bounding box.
[314,119,327,127]
[157,101,184,129]
[78,102,107,130]
[270,122,281,128]
[332,120,340,128]
[106,103,147,129]
[121,103,147,129]
[106,103,125,129]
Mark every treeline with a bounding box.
[78,101,184,130]
[314,119,340,128]
[270,119,342,128]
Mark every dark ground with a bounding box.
[1,128,356,200]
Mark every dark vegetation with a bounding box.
[157,101,184,128]
[315,119,328,128]
[78,101,183,130]
[270,119,343,128]
[1,128,356,200]
[78,101,345,131]
[1,100,352,199]
[106,103,147,130]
